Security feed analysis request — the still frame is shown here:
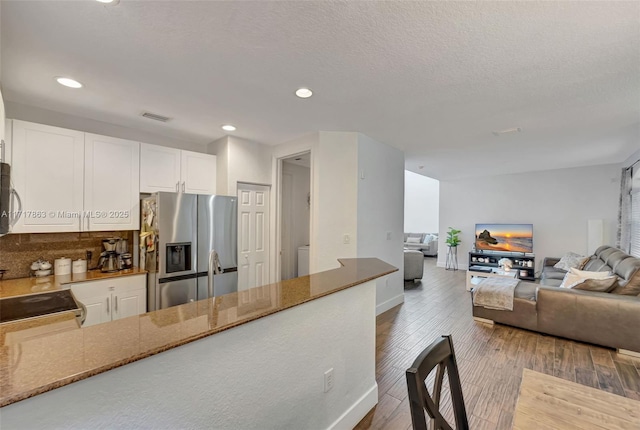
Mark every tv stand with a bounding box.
[468,250,535,281]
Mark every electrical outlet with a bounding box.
[324,368,334,393]
[343,234,350,244]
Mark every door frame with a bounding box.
[272,149,314,283]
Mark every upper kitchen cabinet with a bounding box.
[84,133,140,231]
[140,145,216,195]
[181,150,216,194]
[10,120,85,233]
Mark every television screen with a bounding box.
[475,224,533,253]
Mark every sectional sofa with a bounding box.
[403,233,438,256]
[472,246,640,355]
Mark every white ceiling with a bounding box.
[1,1,638,180]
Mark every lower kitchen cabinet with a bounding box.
[71,275,146,327]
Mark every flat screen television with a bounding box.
[474,223,533,253]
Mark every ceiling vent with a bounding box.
[142,112,171,122]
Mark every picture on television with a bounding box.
[475,224,533,253]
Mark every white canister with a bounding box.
[72,259,87,274]
[54,258,72,276]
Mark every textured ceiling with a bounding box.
[1,1,639,180]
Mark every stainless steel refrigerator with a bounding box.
[140,192,237,311]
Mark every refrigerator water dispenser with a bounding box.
[166,242,192,273]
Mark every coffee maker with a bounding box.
[99,238,120,273]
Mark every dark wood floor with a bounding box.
[355,258,640,430]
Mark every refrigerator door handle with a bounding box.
[208,250,215,298]
[208,250,223,297]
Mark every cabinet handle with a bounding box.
[176,181,179,192]
[106,297,110,313]
[182,181,185,192]
[115,296,118,313]
[9,189,23,229]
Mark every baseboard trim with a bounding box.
[327,383,378,430]
[473,316,495,325]
[376,294,404,315]
[618,349,640,358]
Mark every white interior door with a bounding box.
[238,183,270,291]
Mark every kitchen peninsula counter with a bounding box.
[0,267,147,299]
[0,258,397,408]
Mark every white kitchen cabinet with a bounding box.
[71,274,146,327]
[10,120,85,233]
[181,150,216,194]
[140,144,216,194]
[139,143,181,193]
[84,133,140,231]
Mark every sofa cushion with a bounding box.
[574,276,619,293]
[582,258,609,272]
[514,282,537,301]
[554,252,588,271]
[406,237,421,244]
[544,266,568,280]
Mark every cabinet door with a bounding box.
[10,121,84,233]
[139,143,181,193]
[79,293,113,327]
[71,281,113,327]
[181,150,216,194]
[112,288,147,320]
[84,134,140,231]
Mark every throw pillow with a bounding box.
[569,267,612,279]
[554,252,588,271]
[611,271,640,296]
[559,272,585,289]
[406,237,421,244]
[573,276,619,293]
[423,234,435,244]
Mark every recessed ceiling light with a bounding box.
[55,77,83,89]
[295,88,313,98]
[221,125,236,132]
[96,0,120,4]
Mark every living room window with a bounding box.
[630,164,640,257]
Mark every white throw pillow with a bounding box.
[560,267,614,289]
[406,237,421,244]
[554,252,588,271]
[569,267,612,279]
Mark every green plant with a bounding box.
[445,227,461,247]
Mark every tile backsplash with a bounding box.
[0,231,134,280]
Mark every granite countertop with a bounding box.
[0,258,397,407]
[0,268,147,299]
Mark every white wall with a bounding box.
[271,132,404,315]
[208,136,229,195]
[1,281,378,430]
[357,134,405,314]
[404,170,439,233]
[312,132,359,272]
[209,135,272,196]
[5,101,203,152]
[281,160,310,279]
[438,164,621,272]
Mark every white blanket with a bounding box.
[472,277,519,311]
